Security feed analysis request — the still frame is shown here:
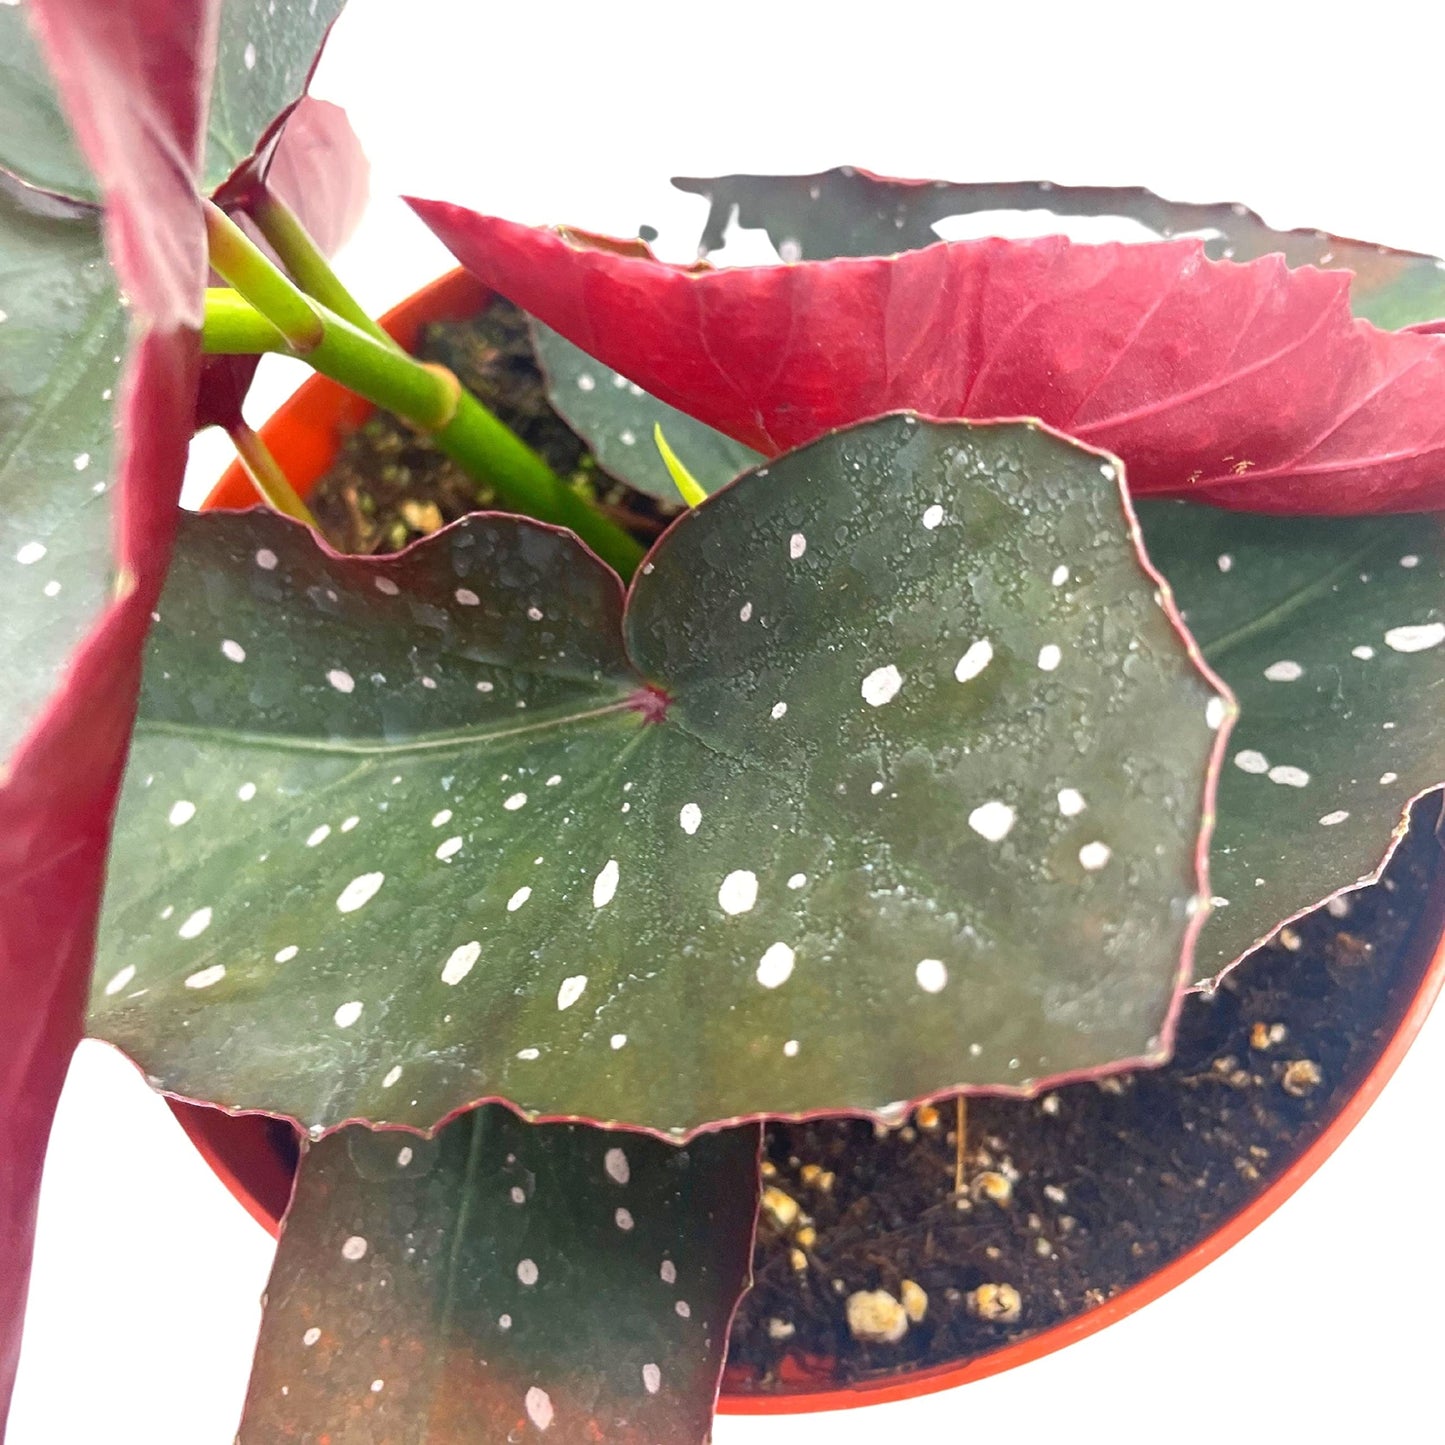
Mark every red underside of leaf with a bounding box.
[0,325,199,1424]
[409,200,1445,516]
[1,0,215,1424]
[26,1,213,328]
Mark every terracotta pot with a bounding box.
[177,266,1445,1416]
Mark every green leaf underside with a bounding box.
[239,1110,759,1444]
[0,187,122,759]
[672,171,1445,330]
[529,319,763,500]
[92,416,1221,1133]
[0,0,344,204]
[1137,504,1445,983]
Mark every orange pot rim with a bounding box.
[180,265,1445,1416]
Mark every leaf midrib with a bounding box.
[135,695,642,758]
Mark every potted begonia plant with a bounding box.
[2,3,1441,1440]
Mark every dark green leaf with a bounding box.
[92,416,1224,1132]
[0,183,123,759]
[239,1111,759,1444]
[529,320,763,501]
[673,170,1445,329]
[1137,503,1445,983]
[0,0,344,204]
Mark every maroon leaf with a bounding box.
[0,330,200,1429]
[193,353,256,436]
[223,96,369,258]
[198,96,369,431]
[409,200,1445,516]
[25,1,213,327]
[0,0,216,1423]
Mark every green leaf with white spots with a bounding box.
[239,1111,759,1444]
[206,0,346,192]
[91,415,1224,1133]
[529,319,763,501]
[0,184,125,760]
[0,0,344,204]
[673,170,1445,329]
[1137,503,1445,984]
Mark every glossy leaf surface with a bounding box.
[0,0,343,207]
[666,171,1445,978]
[412,197,1445,515]
[240,1111,760,1444]
[673,170,1445,330]
[1138,503,1445,982]
[93,416,1223,1134]
[530,320,762,500]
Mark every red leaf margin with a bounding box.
[408,199,1445,516]
[0,2,214,1429]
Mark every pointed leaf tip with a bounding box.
[652,423,707,507]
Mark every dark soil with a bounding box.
[302,299,1445,1392]
[307,300,678,554]
[728,803,1442,1389]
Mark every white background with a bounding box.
[11,1,1445,1440]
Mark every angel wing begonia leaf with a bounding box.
[0,0,345,209]
[1136,503,1445,984]
[91,415,1225,1135]
[672,170,1445,330]
[410,197,1445,516]
[239,1112,760,1445]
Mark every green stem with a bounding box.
[228,421,319,528]
[248,190,399,351]
[202,287,288,353]
[204,202,323,352]
[203,290,645,576]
